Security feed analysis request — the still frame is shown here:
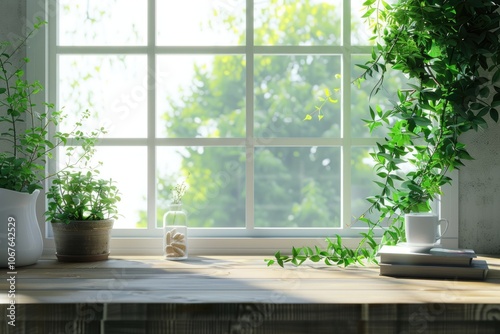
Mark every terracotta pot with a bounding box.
[52,219,114,262]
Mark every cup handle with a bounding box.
[436,218,449,240]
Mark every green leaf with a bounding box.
[304,114,312,121]
[412,117,432,127]
[369,106,375,120]
[310,255,321,262]
[362,8,376,18]
[479,86,490,98]
[428,42,441,58]
[490,108,499,122]
[493,69,500,83]
[470,102,484,110]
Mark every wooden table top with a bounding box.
[2,255,500,304]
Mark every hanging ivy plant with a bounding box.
[267,0,500,267]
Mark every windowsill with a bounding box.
[41,236,461,256]
[4,254,499,304]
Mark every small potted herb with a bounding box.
[46,170,121,262]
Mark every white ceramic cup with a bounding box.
[404,213,449,244]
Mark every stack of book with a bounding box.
[377,245,489,280]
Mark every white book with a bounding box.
[377,245,476,267]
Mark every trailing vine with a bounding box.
[267,0,500,267]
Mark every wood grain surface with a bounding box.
[1,255,499,304]
[1,256,499,333]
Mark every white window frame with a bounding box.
[27,0,458,256]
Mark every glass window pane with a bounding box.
[351,147,378,227]
[156,55,246,138]
[254,55,341,138]
[58,147,147,229]
[58,0,147,46]
[255,0,342,46]
[351,1,374,46]
[58,55,147,138]
[156,0,245,46]
[255,147,340,228]
[156,147,246,228]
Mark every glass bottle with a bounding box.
[163,203,188,260]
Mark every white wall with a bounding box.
[2,0,500,254]
[460,120,500,254]
[0,1,25,41]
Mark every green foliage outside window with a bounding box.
[151,0,401,230]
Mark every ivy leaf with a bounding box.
[490,108,499,122]
[493,69,500,83]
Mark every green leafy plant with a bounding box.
[0,21,103,193]
[46,170,121,224]
[267,0,500,267]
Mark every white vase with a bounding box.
[0,188,43,267]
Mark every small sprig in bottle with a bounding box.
[163,178,189,260]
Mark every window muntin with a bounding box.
[45,0,395,238]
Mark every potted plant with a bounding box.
[267,0,500,267]
[0,21,103,267]
[46,170,121,262]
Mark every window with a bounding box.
[27,0,458,254]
